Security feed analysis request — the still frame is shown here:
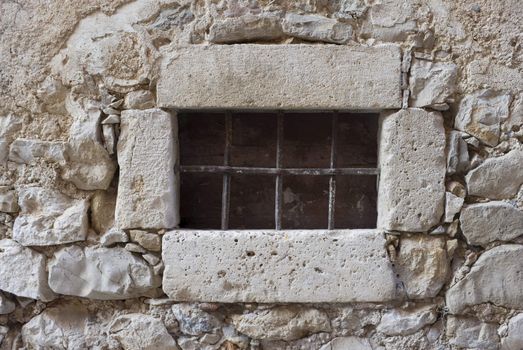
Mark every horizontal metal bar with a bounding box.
[179,165,378,176]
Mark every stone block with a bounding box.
[157,44,401,110]
[377,108,446,232]
[208,13,283,44]
[409,59,457,109]
[460,202,523,246]
[282,13,353,44]
[115,108,179,230]
[446,316,499,349]
[162,230,401,303]
[0,187,18,213]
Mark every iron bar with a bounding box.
[180,165,378,176]
[275,112,283,230]
[221,112,232,230]
[328,113,338,230]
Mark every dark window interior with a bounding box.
[178,111,378,230]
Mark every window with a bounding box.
[178,111,378,230]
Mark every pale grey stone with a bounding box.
[125,242,147,253]
[447,316,499,349]
[466,149,523,199]
[0,239,56,301]
[48,245,160,299]
[208,13,283,43]
[231,306,330,341]
[100,228,128,247]
[90,189,116,235]
[336,0,368,18]
[282,13,353,44]
[0,114,22,140]
[395,235,449,299]
[101,114,120,124]
[504,92,523,132]
[157,44,401,110]
[123,90,155,110]
[364,0,417,42]
[444,192,464,223]
[172,304,222,336]
[330,307,381,337]
[377,304,437,336]
[0,291,15,314]
[62,98,116,190]
[446,131,469,175]
[460,202,523,246]
[0,140,8,165]
[377,109,446,232]
[109,313,178,350]
[115,109,178,230]
[130,229,161,252]
[319,337,373,350]
[8,138,65,164]
[455,90,511,147]
[102,124,116,155]
[163,230,401,303]
[502,313,523,350]
[409,59,457,109]
[142,253,161,266]
[22,302,90,350]
[12,187,89,246]
[0,187,18,213]
[0,325,7,345]
[446,245,523,313]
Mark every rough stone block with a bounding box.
[282,13,353,44]
[162,230,402,303]
[377,108,446,232]
[409,59,457,109]
[115,109,179,230]
[208,13,283,44]
[157,44,401,110]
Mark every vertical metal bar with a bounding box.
[275,112,283,230]
[328,112,338,230]
[221,112,232,230]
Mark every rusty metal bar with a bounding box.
[275,112,283,230]
[221,112,232,230]
[328,113,338,230]
[180,165,378,176]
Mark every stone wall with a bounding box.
[0,0,522,349]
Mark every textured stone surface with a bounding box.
[90,189,116,234]
[0,186,18,213]
[319,337,372,350]
[109,313,178,350]
[502,313,523,350]
[447,316,499,349]
[100,228,129,247]
[0,239,56,301]
[282,13,353,43]
[460,202,523,246]
[0,291,15,314]
[123,90,155,110]
[48,245,160,299]
[157,44,401,110]
[163,230,401,303]
[377,304,437,336]
[444,192,464,223]
[208,13,283,43]
[446,131,469,175]
[446,245,523,313]
[172,304,222,336]
[377,108,446,232]
[409,59,457,109]
[455,90,511,147]
[116,109,178,230]
[13,187,89,246]
[466,149,523,199]
[8,139,65,164]
[130,230,161,252]
[395,235,449,299]
[231,307,331,341]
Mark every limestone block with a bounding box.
[466,149,523,199]
[130,230,161,252]
[395,235,449,299]
[90,189,116,234]
[455,90,511,147]
[502,313,523,350]
[446,316,499,349]
[123,90,155,110]
[100,228,129,247]
[377,304,437,336]
[8,139,65,164]
[282,13,353,44]
[116,108,178,230]
[460,202,523,246]
[208,13,283,43]
[157,44,401,110]
[12,187,89,246]
[0,239,56,301]
[319,337,372,350]
[0,114,22,140]
[504,92,523,131]
[363,0,417,42]
[231,307,331,341]
[377,109,446,232]
[409,59,457,109]
[48,245,160,299]
[446,245,523,313]
[162,230,401,303]
[22,303,90,350]
[172,304,222,336]
[444,192,464,223]
[109,313,178,350]
[446,131,469,175]
[0,187,18,213]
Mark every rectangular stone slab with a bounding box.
[162,230,402,303]
[157,44,402,110]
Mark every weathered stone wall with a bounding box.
[0,0,522,349]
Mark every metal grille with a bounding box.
[178,111,378,230]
